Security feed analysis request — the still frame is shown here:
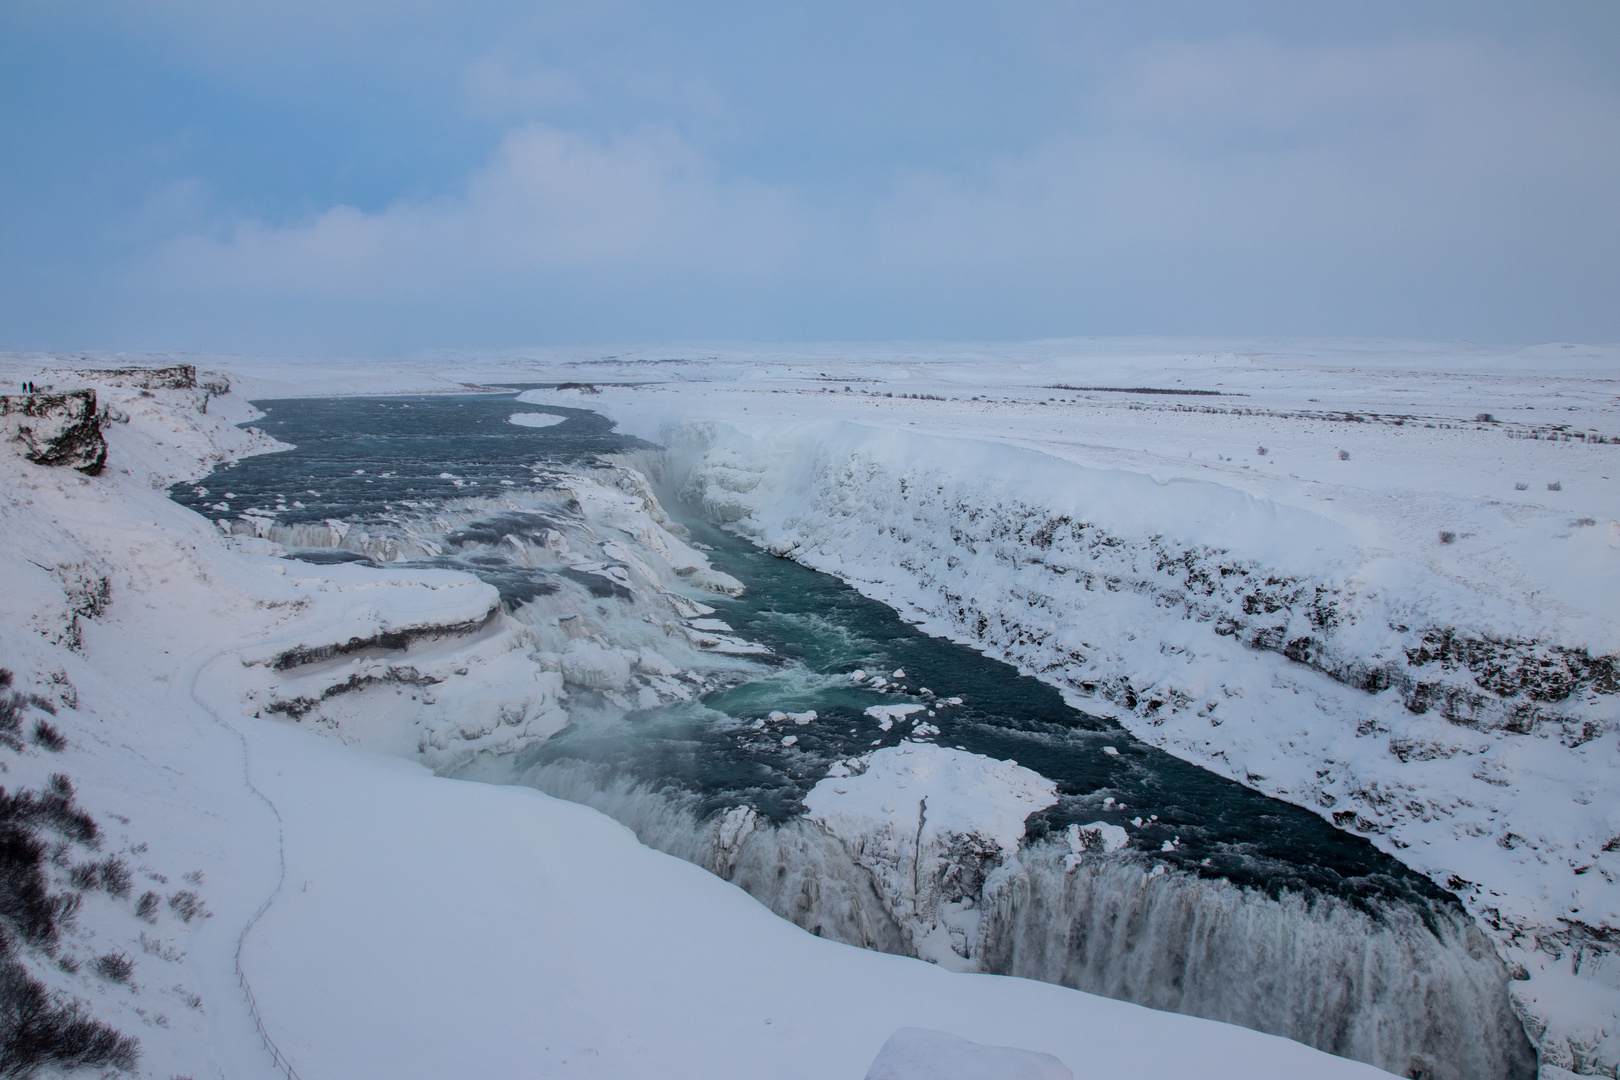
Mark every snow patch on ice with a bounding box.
[508,411,566,428]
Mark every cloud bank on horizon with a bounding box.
[2,1,1618,353]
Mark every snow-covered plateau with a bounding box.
[0,338,1614,1080]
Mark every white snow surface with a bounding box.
[864,1027,1073,1080]
[808,745,1058,857]
[0,348,1407,1078]
[508,410,567,428]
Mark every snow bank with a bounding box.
[864,1028,1073,1080]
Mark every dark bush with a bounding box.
[1439,531,1457,545]
[91,952,133,984]
[0,777,101,947]
[0,785,99,847]
[0,688,20,755]
[51,893,79,927]
[134,892,159,924]
[166,891,207,924]
[0,952,138,1076]
[96,859,131,901]
[0,833,55,947]
[27,724,63,754]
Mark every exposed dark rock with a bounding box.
[76,364,196,390]
[269,607,499,670]
[264,665,441,718]
[0,391,106,474]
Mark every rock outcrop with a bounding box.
[77,364,197,390]
[0,390,107,473]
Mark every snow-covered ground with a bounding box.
[0,350,1421,1078]
[100,333,1619,1075]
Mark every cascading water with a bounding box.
[173,390,1537,1080]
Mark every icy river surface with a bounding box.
[172,390,1535,1080]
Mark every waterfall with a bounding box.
[978,847,1534,1080]
[515,761,1534,1080]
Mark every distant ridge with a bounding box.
[1047,385,1234,396]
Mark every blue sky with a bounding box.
[3,1,1618,353]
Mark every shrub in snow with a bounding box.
[1439,531,1457,545]
[1548,480,1562,491]
[1338,449,1350,461]
[91,952,133,983]
[96,858,132,900]
[1475,413,1495,423]
[134,891,159,923]
[28,722,64,753]
[0,950,138,1075]
[1256,445,1268,455]
[166,890,207,923]
[0,674,58,754]
[1514,481,1529,490]
[0,779,100,946]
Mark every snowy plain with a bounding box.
[0,335,1613,1075]
[0,344,1430,1078]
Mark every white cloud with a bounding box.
[854,36,1620,332]
[135,36,1620,344]
[151,125,810,302]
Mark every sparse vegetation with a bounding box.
[0,674,58,754]
[1547,481,1562,491]
[1475,413,1495,423]
[135,892,160,923]
[91,952,133,984]
[27,723,64,753]
[1338,449,1350,461]
[0,947,138,1076]
[1514,482,1528,491]
[1256,446,1268,456]
[70,857,132,900]
[166,891,207,924]
[1438,531,1457,545]
[0,677,140,1070]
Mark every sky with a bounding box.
[2,1,1618,354]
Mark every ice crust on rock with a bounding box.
[807,746,1058,969]
[864,1028,1073,1080]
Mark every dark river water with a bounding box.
[173,390,1535,1080]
